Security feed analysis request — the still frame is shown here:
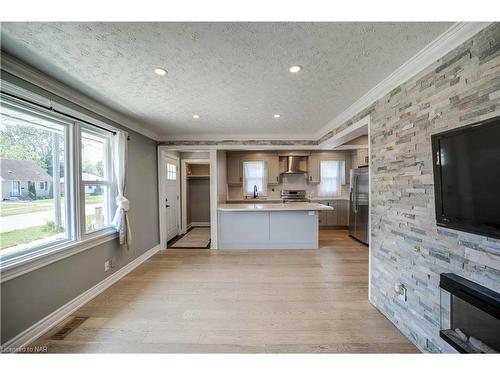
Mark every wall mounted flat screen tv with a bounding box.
[432,116,500,239]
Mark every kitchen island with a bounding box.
[217,202,333,249]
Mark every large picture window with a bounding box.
[0,102,70,257]
[0,96,119,263]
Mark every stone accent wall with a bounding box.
[365,23,500,352]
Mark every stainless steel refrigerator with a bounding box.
[349,167,369,245]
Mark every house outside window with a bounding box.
[81,126,114,233]
[0,96,118,261]
[0,103,68,256]
[243,160,267,196]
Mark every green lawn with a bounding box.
[0,195,103,217]
[0,224,64,249]
[1,213,101,249]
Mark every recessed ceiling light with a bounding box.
[289,65,302,73]
[154,68,167,76]
[274,114,281,118]
[193,114,200,119]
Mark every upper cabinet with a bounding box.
[354,148,369,168]
[227,154,242,185]
[308,152,352,185]
[308,154,321,184]
[227,152,280,185]
[267,154,280,185]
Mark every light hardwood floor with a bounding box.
[29,230,418,353]
[169,227,211,248]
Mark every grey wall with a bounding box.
[0,70,159,344]
[338,24,500,352]
[188,178,210,223]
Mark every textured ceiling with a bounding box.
[0,22,452,140]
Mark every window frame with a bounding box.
[79,123,116,237]
[167,162,177,180]
[0,98,75,252]
[317,159,345,198]
[242,160,268,197]
[0,94,120,280]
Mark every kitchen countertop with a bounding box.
[218,202,333,212]
[226,198,283,203]
[226,197,349,203]
[310,197,350,201]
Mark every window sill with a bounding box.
[0,228,118,283]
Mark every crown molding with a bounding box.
[160,132,317,142]
[312,22,492,140]
[0,51,160,141]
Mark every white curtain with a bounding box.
[112,131,131,246]
[318,160,345,197]
[243,161,267,196]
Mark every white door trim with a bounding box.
[158,150,180,249]
[180,158,210,234]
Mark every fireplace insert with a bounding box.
[439,273,500,353]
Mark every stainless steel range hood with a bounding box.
[281,156,307,174]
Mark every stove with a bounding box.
[280,189,308,202]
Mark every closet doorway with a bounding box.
[169,159,211,249]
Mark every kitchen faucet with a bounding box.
[253,185,258,198]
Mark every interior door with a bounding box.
[165,157,179,241]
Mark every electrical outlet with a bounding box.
[104,260,112,272]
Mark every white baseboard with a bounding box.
[1,244,161,352]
